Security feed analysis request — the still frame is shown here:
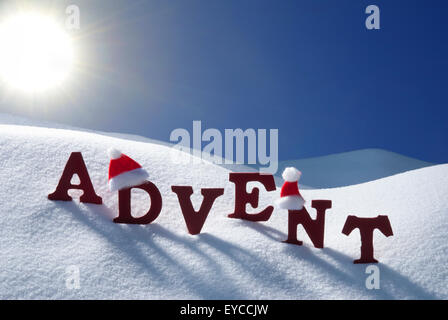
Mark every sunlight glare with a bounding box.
[0,12,74,93]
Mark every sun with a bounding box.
[0,13,74,93]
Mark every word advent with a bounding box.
[48,152,394,264]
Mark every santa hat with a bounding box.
[108,148,149,192]
[276,167,305,210]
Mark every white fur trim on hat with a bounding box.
[108,148,122,160]
[109,167,149,192]
[282,167,302,182]
[276,195,305,211]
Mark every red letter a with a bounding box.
[284,200,332,248]
[342,215,393,264]
[114,181,162,224]
[172,186,224,235]
[228,173,276,222]
[48,152,102,204]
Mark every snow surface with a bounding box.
[278,149,433,189]
[0,117,447,299]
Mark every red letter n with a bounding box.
[284,200,332,249]
[48,152,102,204]
[228,173,276,222]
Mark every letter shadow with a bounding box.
[240,220,438,299]
[51,201,248,299]
[50,201,438,299]
[197,232,312,298]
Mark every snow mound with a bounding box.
[0,122,447,299]
[278,149,433,189]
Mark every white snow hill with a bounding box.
[278,149,433,189]
[0,116,447,299]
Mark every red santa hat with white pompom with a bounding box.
[108,148,149,192]
[276,167,305,211]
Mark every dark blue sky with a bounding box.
[1,0,447,163]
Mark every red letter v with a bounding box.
[172,186,224,235]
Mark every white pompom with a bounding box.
[108,148,122,159]
[282,167,301,182]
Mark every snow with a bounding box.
[278,149,433,189]
[0,115,447,299]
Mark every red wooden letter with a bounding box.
[228,173,276,222]
[284,200,332,248]
[172,186,224,235]
[114,181,162,224]
[48,152,102,204]
[342,215,393,264]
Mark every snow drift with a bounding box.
[278,149,433,189]
[0,118,447,299]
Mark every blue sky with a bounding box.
[0,0,447,163]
